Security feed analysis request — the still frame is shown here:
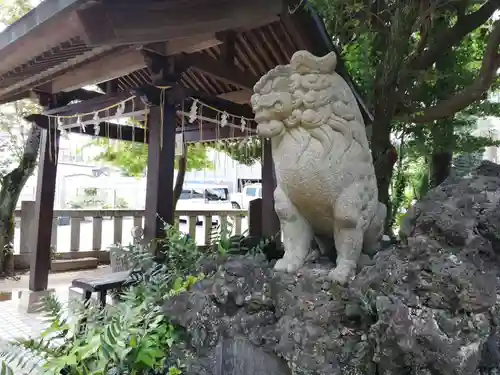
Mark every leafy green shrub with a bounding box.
[209,217,282,260]
[0,221,278,375]
[0,224,204,375]
[209,217,235,255]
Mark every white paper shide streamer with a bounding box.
[93,112,100,136]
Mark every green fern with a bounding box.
[209,217,236,256]
[209,216,281,258]
[0,222,206,375]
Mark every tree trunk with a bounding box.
[429,119,454,189]
[0,125,41,276]
[429,151,453,188]
[172,144,188,210]
[369,3,420,233]
[371,119,395,233]
[389,134,406,229]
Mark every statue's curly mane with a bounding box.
[290,50,337,74]
[253,65,291,96]
[252,50,369,160]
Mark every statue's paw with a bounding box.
[328,265,354,285]
[274,256,303,273]
[305,249,321,262]
[274,258,289,272]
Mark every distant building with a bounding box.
[17,134,262,209]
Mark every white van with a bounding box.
[176,183,234,224]
[230,183,262,209]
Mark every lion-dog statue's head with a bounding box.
[251,51,368,159]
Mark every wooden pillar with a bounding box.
[248,198,263,238]
[29,125,59,291]
[261,138,280,239]
[144,103,177,242]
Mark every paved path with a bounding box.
[0,267,114,374]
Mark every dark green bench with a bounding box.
[72,271,129,308]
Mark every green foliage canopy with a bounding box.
[215,137,262,166]
[0,0,32,25]
[92,139,214,177]
[311,0,500,212]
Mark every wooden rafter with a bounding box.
[0,0,373,125]
[47,34,227,93]
[76,0,281,47]
[183,52,259,92]
[49,47,146,93]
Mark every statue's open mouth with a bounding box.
[256,120,284,138]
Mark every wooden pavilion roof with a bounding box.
[0,0,373,143]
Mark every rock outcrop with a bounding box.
[164,161,500,375]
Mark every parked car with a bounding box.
[176,184,234,225]
[230,183,262,209]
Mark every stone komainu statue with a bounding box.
[251,50,386,284]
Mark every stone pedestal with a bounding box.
[164,161,500,375]
[17,288,56,314]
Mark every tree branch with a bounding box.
[408,0,498,71]
[404,19,500,124]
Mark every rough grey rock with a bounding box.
[214,337,291,375]
[164,161,500,375]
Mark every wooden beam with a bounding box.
[36,88,103,104]
[48,33,224,94]
[218,90,252,104]
[42,92,146,127]
[64,89,103,102]
[0,85,98,106]
[74,121,252,143]
[0,91,30,105]
[183,52,259,91]
[188,88,255,118]
[76,0,281,47]
[217,31,237,64]
[141,51,185,88]
[78,122,147,142]
[106,80,119,94]
[28,114,254,143]
[142,42,169,56]
[38,86,254,129]
[50,48,146,93]
[42,92,131,115]
[0,45,117,102]
[280,3,374,123]
[27,114,146,140]
[0,3,82,76]
[279,9,317,54]
[133,85,255,118]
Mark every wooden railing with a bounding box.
[14,201,249,253]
